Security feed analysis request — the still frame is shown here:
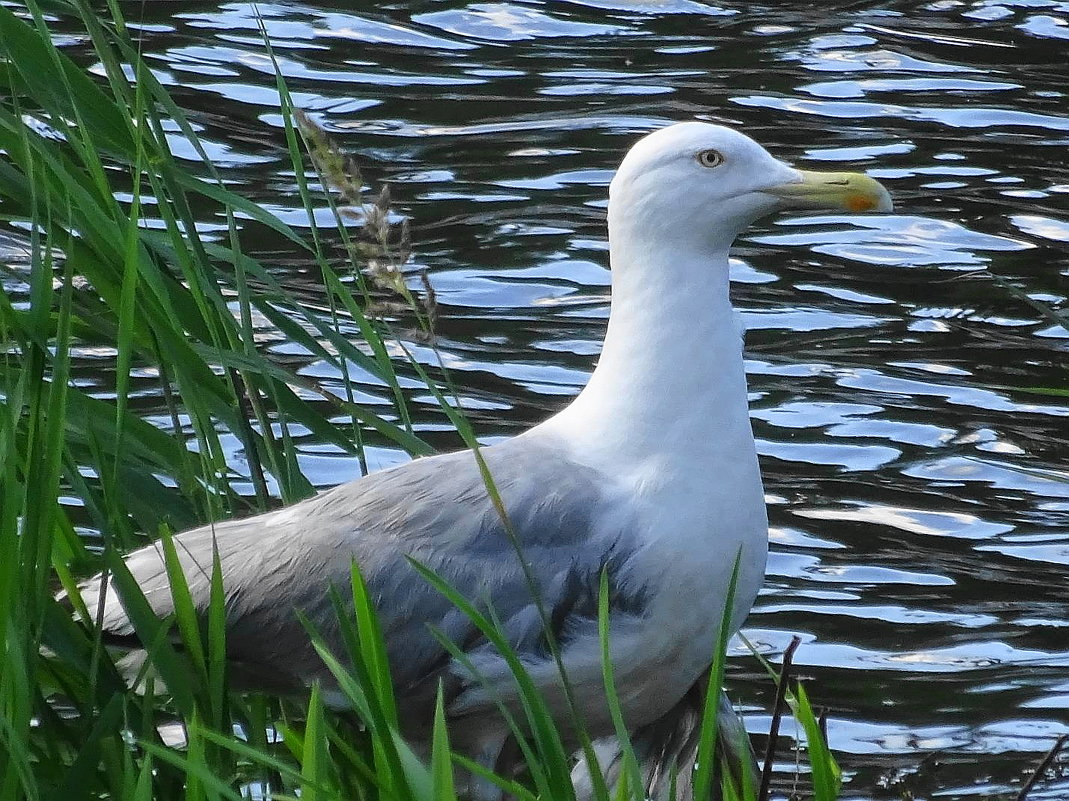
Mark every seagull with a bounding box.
[77,121,891,798]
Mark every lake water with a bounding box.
[46,1,1069,797]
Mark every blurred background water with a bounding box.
[20,0,1069,797]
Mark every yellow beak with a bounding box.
[766,170,893,213]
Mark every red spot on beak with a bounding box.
[846,195,876,212]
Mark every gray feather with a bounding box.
[79,435,647,731]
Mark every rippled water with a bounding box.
[38,1,1069,797]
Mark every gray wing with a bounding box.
[79,435,647,724]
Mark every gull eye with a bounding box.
[696,148,725,168]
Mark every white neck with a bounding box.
[530,205,769,643]
[534,239,756,477]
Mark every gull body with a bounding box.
[78,122,891,797]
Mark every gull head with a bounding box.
[608,121,892,254]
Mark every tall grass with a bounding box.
[0,3,843,800]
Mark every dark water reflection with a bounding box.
[42,0,1069,797]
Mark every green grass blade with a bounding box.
[430,686,456,800]
[597,570,642,800]
[693,551,743,800]
[790,684,841,801]
[300,684,329,801]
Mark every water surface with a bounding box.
[38,1,1069,797]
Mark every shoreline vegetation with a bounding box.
[0,3,1060,800]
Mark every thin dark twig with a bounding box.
[1017,734,1069,801]
[758,635,801,801]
